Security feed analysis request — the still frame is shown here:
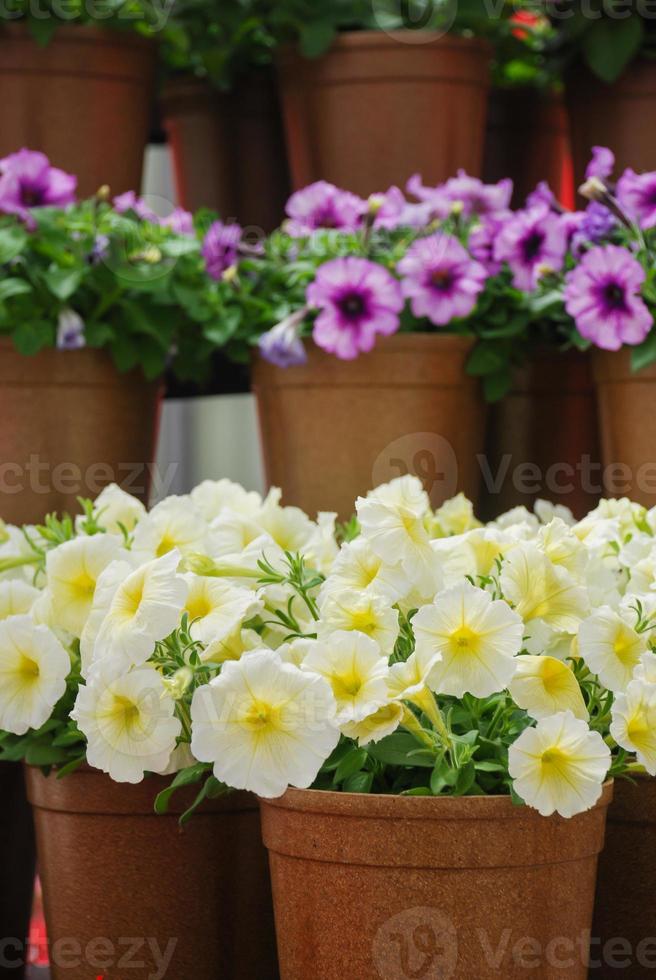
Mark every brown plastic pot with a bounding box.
[593,777,656,978]
[261,785,612,980]
[252,334,485,519]
[26,766,278,980]
[593,348,656,507]
[0,340,163,525]
[481,349,601,521]
[483,88,574,208]
[567,61,656,187]
[0,25,156,198]
[161,73,290,231]
[277,31,491,196]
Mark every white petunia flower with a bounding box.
[578,606,647,692]
[317,589,399,651]
[500,542,588,632]
[536,519,588,579]
[182,574,263,662]
[257,488,316,552]
[0,616,69,734]
[534,500,575,526]
[190,479,262,522]
[46,534,123,637]
[509,655,588,721]
[72,662,181,783]
[508,711,611,817]
[92,483,146,534]
[413,581,523,698]
[132,495,208,559]
[0,580,40,620]
[319,536,408,604]
[430,493,481,537]
[302,630,389,723]
[611,679,656,774]
[190,650,339,798]
[341,702,403,746]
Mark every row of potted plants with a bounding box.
[2,477,656,977]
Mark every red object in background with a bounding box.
[28,878,48,967]
[510,10,542,39]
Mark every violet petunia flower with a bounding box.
[201,221,242,280]
[494,205,568,290]
[407,171,512,219]
[525,181,557,211]
[586,146,615,181]
[616,168,656,229]
[306,257,403,360]
[469,212,511,275]
[258,310,308,368]
[564,244,652,351]
[113,191,158,223]
[285,181,366,237]
[56,309,85,350]
[571,202,617,257]
[0,149,76,224]
[397,233,487,326]
[160,207,194,236]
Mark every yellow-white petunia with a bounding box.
[429,493,481,537]
[46,534,123,636]
[537,518,588,579]
[534,500,575,526]
[72,661,181,783]
[0,580,41,620]
[386,650,443,702]
[430,527,510,588]
[302,630,389,724]
[635,650,656,684]
[341,701,404,746]
[0,615,69,734]
[412,581,523,698]
[610,679,656,774]
[190,650,340,798]
[91,550,188,670]
[508,711,611,817]
[91,483,146,534]
[356,476,440,596]
[500,542,588,632]
[132,495,208,559]
[317,589,399,651]
[509,655,588,721]
[303,512,340,575]
[181,574,263,662]
[257,488,316,553]
[319,537,408,604]
[577,606,647,692]
[190,478,262,522]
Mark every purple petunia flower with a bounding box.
[306,257,404,360]
[0,149,76,224]
[113,191,158,222]
[397,233,487,326]
[201,221,242,280]
[586,146,615,181]
[285,181,366,237]
[407,171,512,219]
[258,310,308,368]
[571,202,616,257]
[616,168,656,229]
[494,206,568,290]
[56,308,85,350]
[160,207,194,236]
[525,181,557,211]
[564,244,652,350]
[469,213,511,275]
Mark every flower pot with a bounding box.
[26,766,278,980]
[0,340,163,524]
[567,61,656,187]
[252,334,485,519]
[0,25,156,198]
[593,777,656,978]
[481,350,601,520]
[483,88,574,209]
[260,785,612,980]
[593,348,656,507]
[161,73,290,231]
[0,762,35,980]
[277,32,491,197]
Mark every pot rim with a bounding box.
[280,30,492,55]
[0,22,156,50]
[260,780,614,821]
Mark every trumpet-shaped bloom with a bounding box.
[0,616,69,734]
[578,606,647,692]
[182,574,263,662]
[317,589,399,652]
[0,580,40,620]
[319,536,409,606]
[132,496,208,560]
[92,483,146,534]
[190,650,340,798]
[386,650,443,702]
[342,701,404,746]
[509,655,588,721]
[190,479,262,522]
[413,581,523,698]
[72,662,181,783]
[302,630,389,724]
[508,711,611,817]
[46,534,123,637]
[611,679,656,774]
[500,543,588,632]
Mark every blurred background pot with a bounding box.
[161,72,289,230]
[0,25,156,198]
[481,349,601,520]
[260,786,612,980]
[26,766,278,980]
[593,348,656,507]
[0,340,163,524]
[277,32,491,196]
[252,334,485,520]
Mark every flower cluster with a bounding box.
[3,478,656,820]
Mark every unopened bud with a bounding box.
[96,184,111,202]
[579,176,606,202]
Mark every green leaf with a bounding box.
[299,20,337,58]
[0,225,27,263]
[466,343,506,377]
[28,16,58,45]
[154,761,210,815]
[342,771,374,794]
[631,332,656,373]
[334,747,368,783]
[43,266,84,301]
[56,756,86,779]
[483,369,512,403]
[0,278,31,302]
[25,742,69,767]
[13,320,52,356]
[368,733,436,768]
[583,17,644,83]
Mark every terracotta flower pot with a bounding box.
[252,334,485,519]
[26,766,278,980]
[567,61,656,187]
[0,25,156,198]
[593,777,656,978]
[483,88,574,209]
[161,73,290,231]
[0,340,163,525]
[593,348,656,507]
[261,785,612,980]
[481,350,601,520]
[277,31,491,197]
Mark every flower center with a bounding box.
[185,594,212,621]
[348,609,378,636]
[522,231,544,262]
[338,291,366,320]
[540,747,566,770]
[602,281,627,311]
[613,629,640,667]
[70,570,96,599]
[156,534,177,557]
[109,694,141,733]
[17,653,40,684]
[448,626,481,656]
[332,671,363,700]
[243,699,281,732]
[431,269,454,292]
